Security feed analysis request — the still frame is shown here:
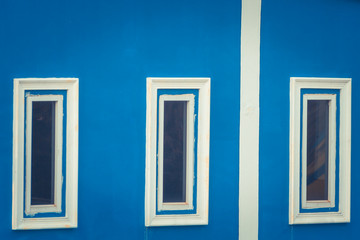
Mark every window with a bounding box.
[301,94,336,209]
[145,78,210,226]
[289,77,351,224]
[13,78,79,230]
[158,94,195,211]
[25,95,63,215]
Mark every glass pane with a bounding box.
[31,101,56,205]
[306,100,329,201]
[163,101,187,203]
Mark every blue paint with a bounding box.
[260,0,360,239]
[299,89,340,213]
[156,89,198,215]
[0,0,240,239]
[23,90,67,218]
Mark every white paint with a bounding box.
[239,0,261,239]
[25,95,63,215]
[301,94,336,209]
[157,94,195,211]
[289,77,351,224]
[145,77,210,226]
[12,78,79,230]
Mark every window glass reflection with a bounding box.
[306,100,329,201]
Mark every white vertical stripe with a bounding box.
[239,0,261,239]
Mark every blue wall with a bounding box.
[0,0,240,239]
[260,0,360,239]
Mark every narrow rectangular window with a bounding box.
[301,94,336,209]
[25,95,63,215]
[31,101,56,205]
[13,78,79,230]
[163,101,187,203]
[289,77,351,225]
[145,77,210,226]
[306,100,329,201]
[158,95,194,211]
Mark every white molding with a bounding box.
[12,78,79,230]
[239,0,261,239]
[157,94,195,211]
[25,95,63,215]
[289,77,351,224]
[145,77,210,226]
[301,94,336,209]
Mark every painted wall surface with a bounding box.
[260,0,360,239]
[0,0,240,239]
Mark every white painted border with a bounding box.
[145,77,210,227]
[301,94,336,209]
[239,0,261,239]
[13,78,79,230]
[158,94,195,211]
[289,77,351,224]
[25,95,63,215]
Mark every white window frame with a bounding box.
[289,77,351,224]
[301,94,336,209]
[145,77,210,227]
[158,94,195,211]
[25,95,63,215]
[13,78,79,230]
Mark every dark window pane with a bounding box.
[163,101,187,203]
[306,100,329,201]
[31,101,56,205]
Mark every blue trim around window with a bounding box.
[156,89,199,215]
[299,89,340,213]
[23,90,67,218]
